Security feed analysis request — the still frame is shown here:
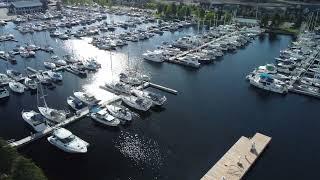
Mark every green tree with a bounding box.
[11,157,47,180]
[0,138,47,180]
[157,3,165,15]
[260,14,269,27]
[171,3,177,16]
[271,13,281,28]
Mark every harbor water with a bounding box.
[0,15,318,180]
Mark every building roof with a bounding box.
[11,0,42,8]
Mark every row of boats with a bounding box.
[247,31,320,95]
[143,25,263,68]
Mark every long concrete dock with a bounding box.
[9,107,90,148]
[201,133,271,180]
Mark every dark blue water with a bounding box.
[1,16,317,180]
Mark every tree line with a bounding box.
[0,138,46,180]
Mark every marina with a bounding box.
[0,3,320,180]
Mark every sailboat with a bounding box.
[37,84,66,123]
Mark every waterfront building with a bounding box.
[8,0,44,15]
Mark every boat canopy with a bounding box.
[53,128,72,139]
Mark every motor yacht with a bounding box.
[90,109,120,127]
[106,104,132,121]
[47,128,89,153]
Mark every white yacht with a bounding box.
[121,95,153,111]
[46,71,63,81]
[142,50,164,62]
[47,128,89,153]
[131,89,166,106]
[106,104,132,121]
[6,70,23,81]
[44,61,56,69]
[24,77,37,90]
[74,91,98,105]
[91,109,120,127]
[104,82,131,94]
[0,88,9,98]
[21,110,49,132]
[9,81,24,93]
[249,73,288,94]
[67,96,86,111]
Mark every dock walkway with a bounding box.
[201,133,271,180]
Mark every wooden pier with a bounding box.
[201,133,271,180]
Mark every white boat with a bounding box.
[121,95,153,111]
[176,56,201,68]
[24,77,37,90]
[106,104,132,121]
[36,73,52,85]
[38,106,66,123]
[67,96,86,111]
[119,73,142,86]
[142,50,164,62]
[104,82,131,94]
[70,64,87,76]
[83,60,99,71]
[47,128,89,153]
[90,109,120,127]
[6,70,23,80]
[131,89,166,106]
[21,110,49,132]
[46,71,63,81]
[257,64,277,74]
[0,73,10,84]
[74,91,98,105]
[44,61,56,69]
[249,73,288,94]
[9,81,24,93]
[51,56,67,66]
[0,88,9,98]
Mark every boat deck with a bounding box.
[201,133,271,180]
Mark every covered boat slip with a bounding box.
[201,133,271,180]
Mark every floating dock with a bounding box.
[148,82,178,94]
[201,133,271,180]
